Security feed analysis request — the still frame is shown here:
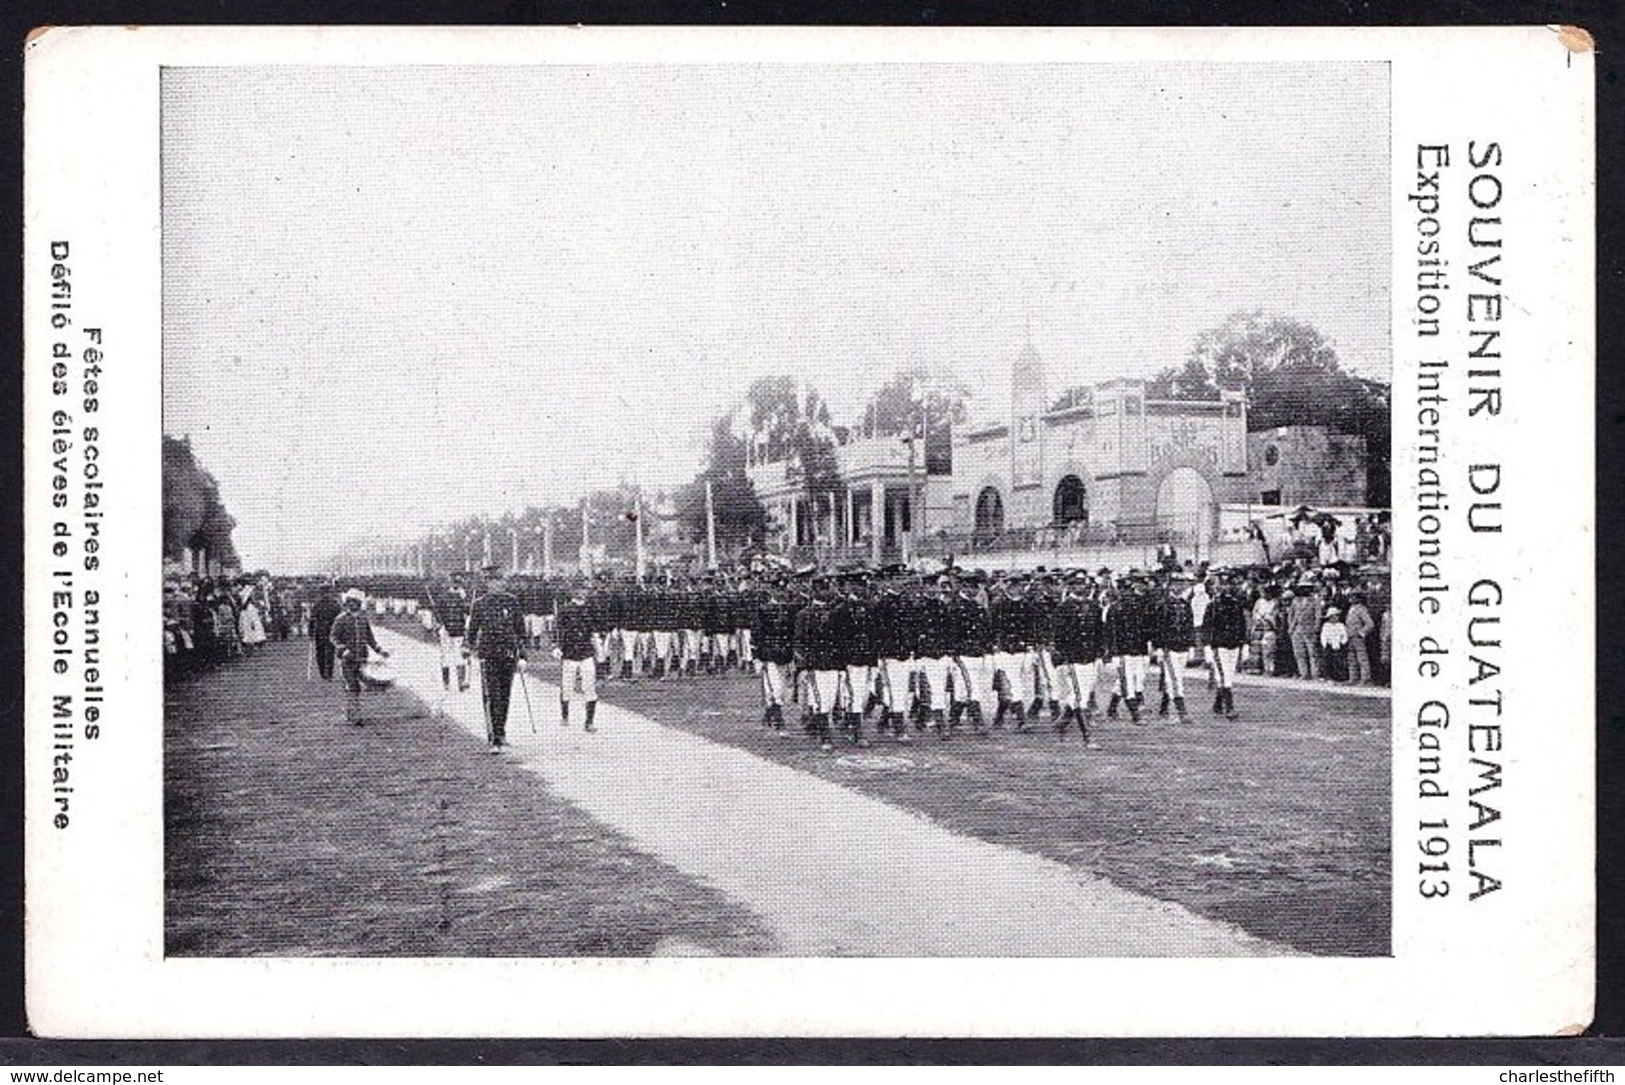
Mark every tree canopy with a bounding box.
[162,435,239,569]
[676,410,769,550]
[1146,310,1391,506]
[859,367,968,474]
[745,375,841,504]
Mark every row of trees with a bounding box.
[388,369,970,572]
[162,435,239,571]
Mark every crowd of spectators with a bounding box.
[162,572,301,678]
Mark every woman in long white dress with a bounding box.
[239,597,268,652]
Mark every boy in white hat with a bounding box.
[329,588,390,725]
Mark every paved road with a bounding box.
[376,628,1291,958]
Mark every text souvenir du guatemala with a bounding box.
[1411,142,1507,904]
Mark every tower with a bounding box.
[1009,341,1047,524]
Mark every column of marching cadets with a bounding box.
[422,565,1258,755]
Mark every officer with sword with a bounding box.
[463,564,531,752]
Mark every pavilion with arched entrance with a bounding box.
[1052,474,1089,526]
[950,350,1253,552]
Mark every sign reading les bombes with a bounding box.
[1411,141,1506,903]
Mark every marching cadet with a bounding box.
[702,580,733,675]
[1105,572,1152,724]
[915,576,958,735]
[553,583,599,732]
[1207,569,1250,720]
[730,579,759,674]
[949,573,993,736]
[989,576,1035,732]
[867,573,914,742]
[434,582,471,692]
[833,574,876,748]
[679,581,705,672]
[588,578,615,682]
[1050,572,1103,744]
[463,565,528,752]
[611,581,633,682]
[650,582,679,679]
[1153,574,1196,724]
[754,580,799,733]
[1028,575,1062,725]
[619,582,649,680]
[793,576,842,752]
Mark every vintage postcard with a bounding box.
[22,26,1593,1036]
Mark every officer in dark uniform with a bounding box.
[308,579,342,681]
[463,565,528,752]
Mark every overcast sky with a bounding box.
[162,62,1388,571]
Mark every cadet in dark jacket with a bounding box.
[1105,576,1152,724]
[649,587,679,678]
[700,587,731,674]
[947,581,992,735]
[1028,580,1062,723]
[553,584,599,732]
[833,580,876,747]
[1050,576,1104,742]
[1207,571,1251,719]
[754,587,799,730]
[730,587,759,672]
[914,579,958,729]
[464,568,528,751]
[678,588,706,677]
[1153,577,1197,723]
[868,583,915,741]
[792,579,841,751]
[432,584,470,692]
[989,582,1035,731]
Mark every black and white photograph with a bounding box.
[159,59,1392,960]
[24,24,1596,1038]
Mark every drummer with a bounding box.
[329,587,391,725]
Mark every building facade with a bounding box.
[746,434,953,564]
[746,344,1370,561]
[949,344,1254,549]
[1245,426,1369,508]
